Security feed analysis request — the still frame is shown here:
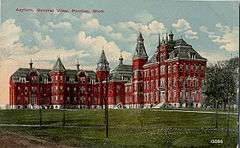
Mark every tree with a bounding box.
[204,59,237,110]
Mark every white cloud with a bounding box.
[75,31,132,65]
[197,50,228,64]
[79,13,93,21]
[200,23,239,51]
[48,21,72,29]
[184,30,198,39]
[0,19,25,105]
[172,19,191,32]
[135,13,154,23]
[172,19,198,40]
[115,20,166,34]
[85,18,100,29]
[32,32,53,48]
[0,19,22,47]
[0,19,26,63]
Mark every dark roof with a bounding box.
[12,68,50,78]
[96,50,110,71]
[133,33,148,60]
[11,68,95,80]
[111,64,132,73]
[146,38,206,64]
[174,39,191,46]
[52,57,66,71]
[169,40,207,61]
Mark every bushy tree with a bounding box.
[204,58,238,110]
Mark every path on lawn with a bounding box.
[0,129,73,148]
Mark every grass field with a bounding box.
[0,109,237,147]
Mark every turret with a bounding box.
[52,57,66,72]
[49,57,66,107]
[131,32,148,108]
[96,50,110,81]
[132,32,148,70]
[133,32,148,61]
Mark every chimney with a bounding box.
[158,33,161,47]
[29,59,33,69]
[169,31,174,41]
[76,60,80,71]
[165,33,168,43]
[119,54,123,65]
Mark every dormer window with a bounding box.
[174,52,178,57]
[189,52,195,59]
[20,77,26,83]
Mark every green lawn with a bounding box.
[0,109,237,147]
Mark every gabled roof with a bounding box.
[52,57,66,71]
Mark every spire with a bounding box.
[137,32,144,42]
[96,50,110,71]
[169,31,174,41]
[133,32,148,60]
[52,57,66,72]
[29,59,33,69]
[119,53,123,65]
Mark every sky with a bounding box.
[0,0,239,105]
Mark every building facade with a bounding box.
[9,32,207,109]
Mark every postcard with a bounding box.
[0,0,239,147]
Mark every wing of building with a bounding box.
[9,32,207,109]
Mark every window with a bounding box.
[116,96,120,103]
[139,83,143,92]
[151,70,154,77]
[134,83,137,91]
[160,78,164,88]
[160,65,165,74]
[186,65,189,71]
[20,77,26,83]
[160,91,165,99]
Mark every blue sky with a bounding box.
[0,0,239,104]
[1,0,239,68]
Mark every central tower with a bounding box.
[96,50,110,82]
[132,32,148,108]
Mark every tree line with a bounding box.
[203,57,239,110]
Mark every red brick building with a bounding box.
[9,32,207,109]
